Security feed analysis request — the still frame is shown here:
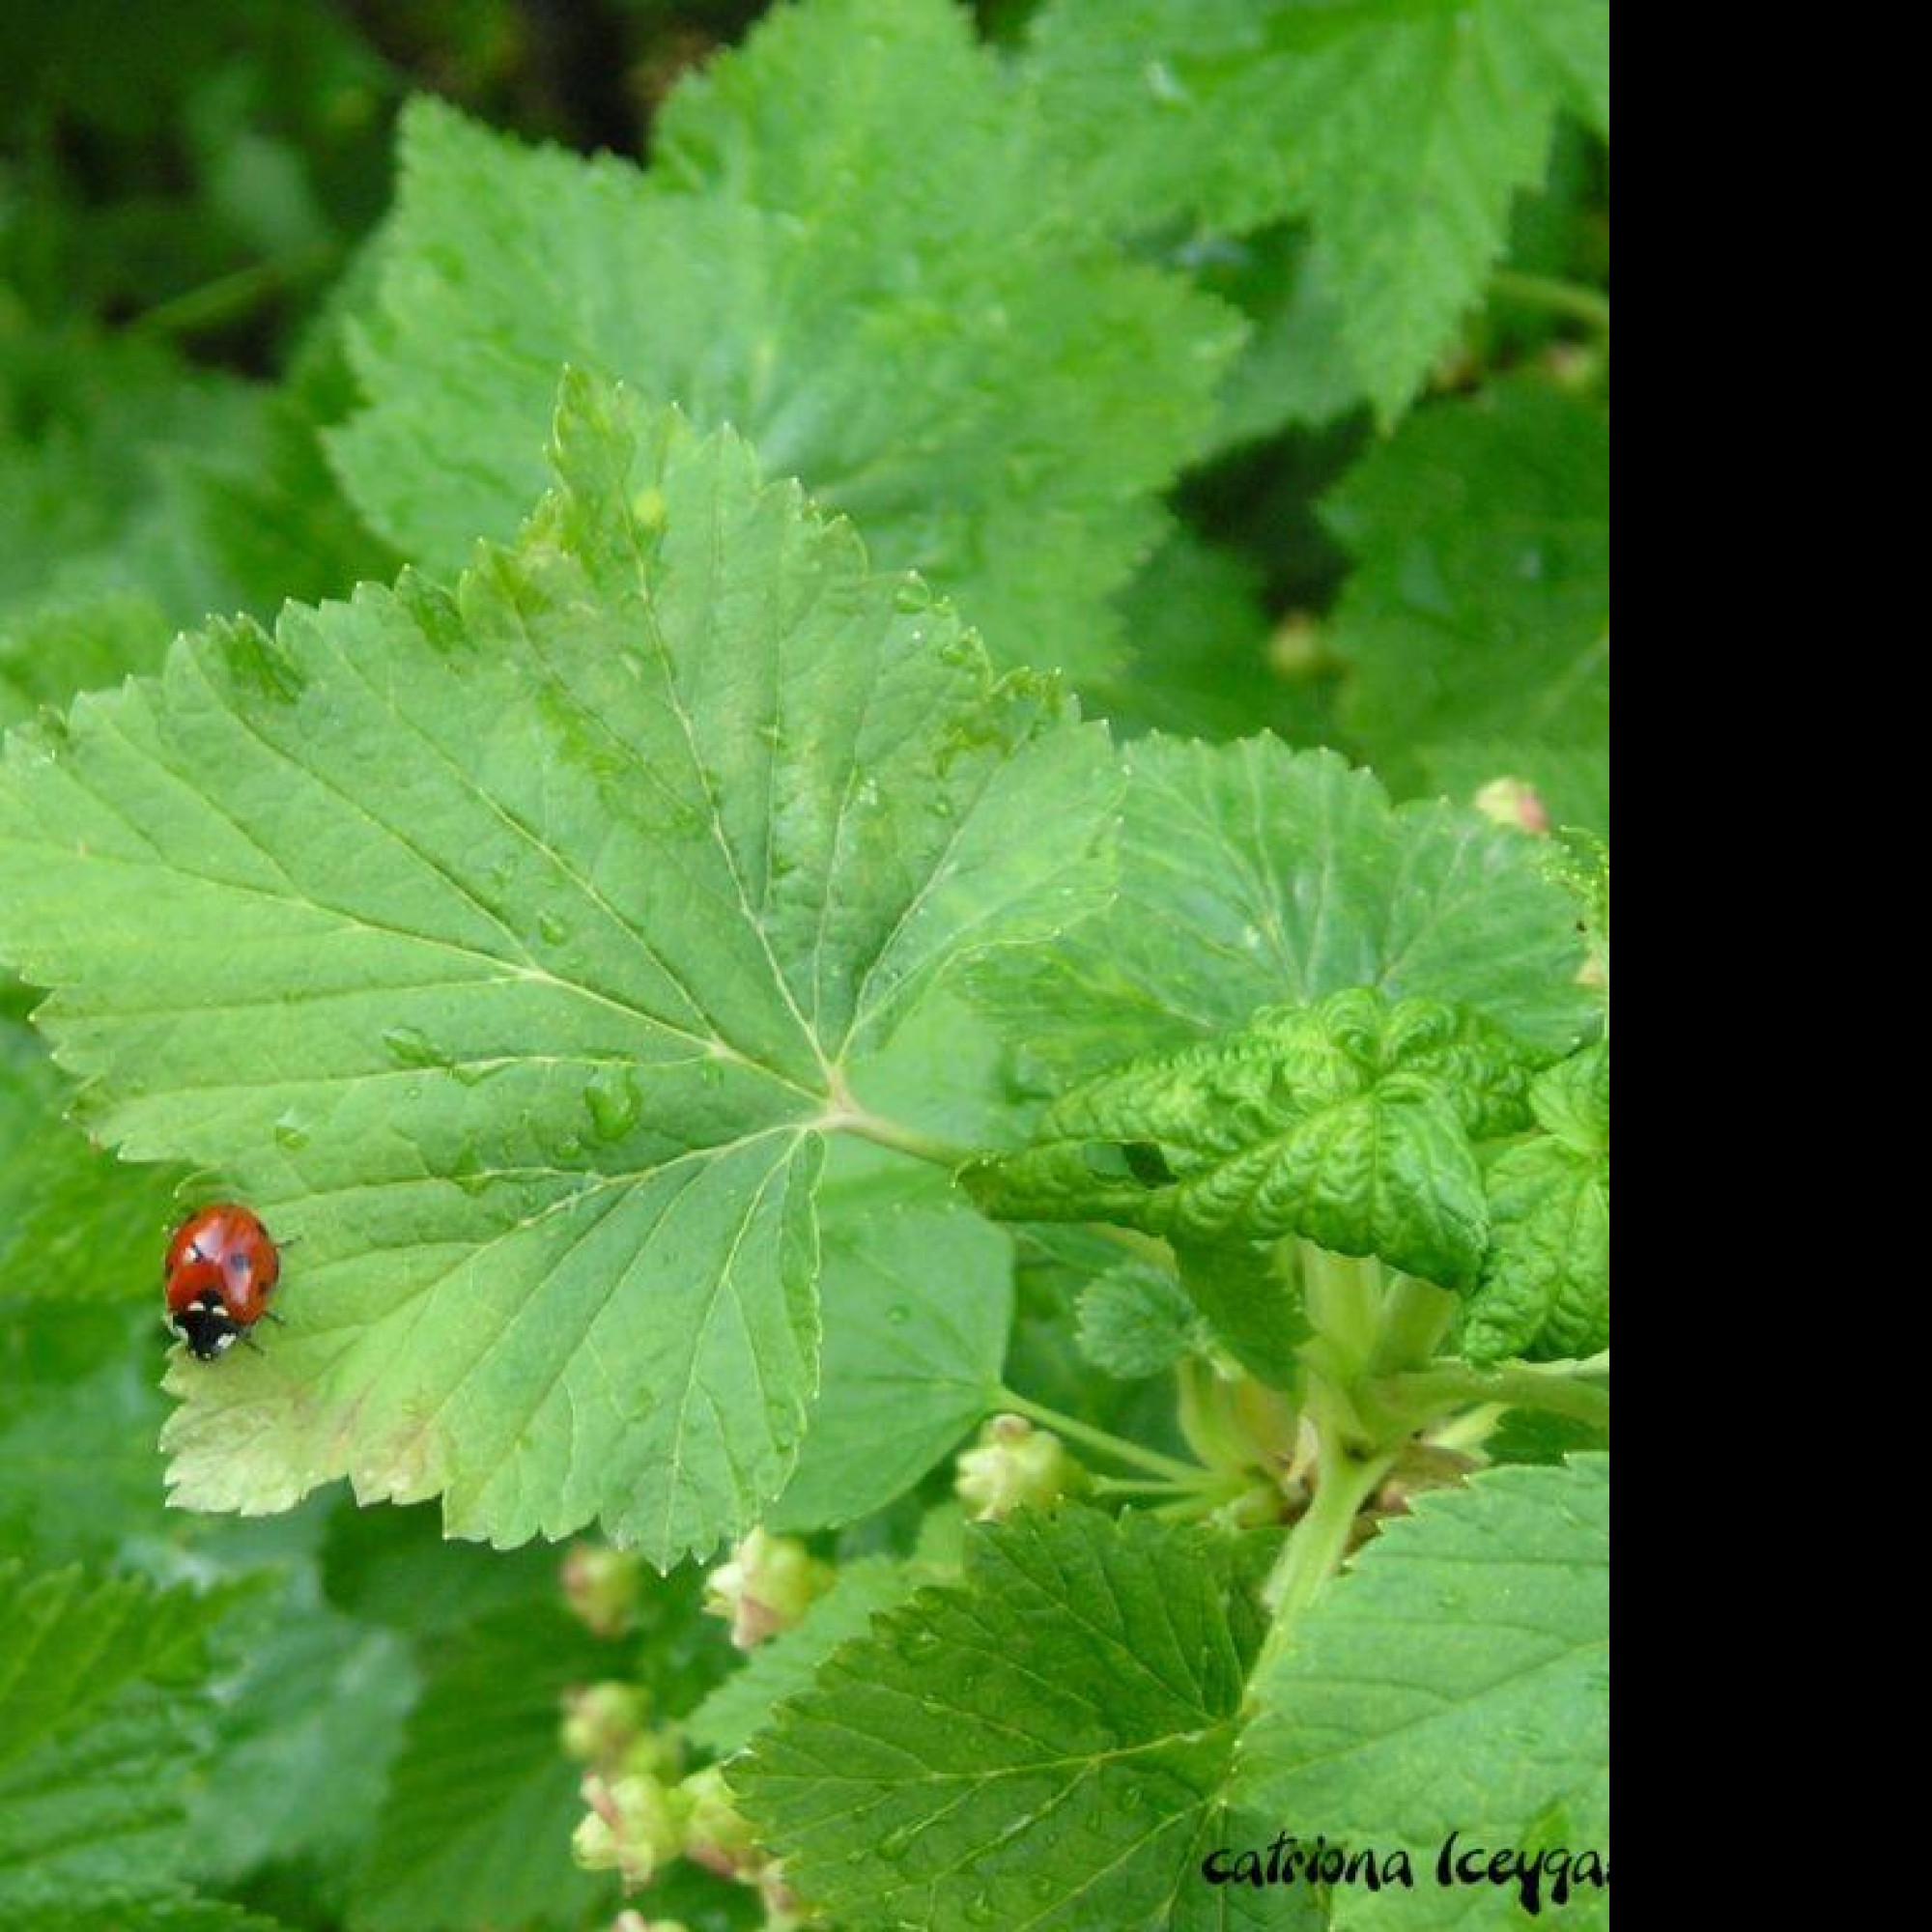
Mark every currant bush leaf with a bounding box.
[1463,1042,1608,1362]
[0,375,1116,1564]
[1025,0,1609,414]
[0,1563,248,1922]
[967,991,1533,1290]
[0,1301,175,1563]
[331,0,1240,679]
[186,1576,417,1896]
[1237,1459,1609,1888]
[1173,1239,1309,1391]
[688,1554,923,1758]
[967,735,1595,1089]
[769,1170,1012,1533]
[345,1602,611,1932]
[736,1508,1268,1932]
[0,1016,185,1300]
[1077,1261,1204,1380]
[1095,527,1335,748]
[1326,381,1610,786]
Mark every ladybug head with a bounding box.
[170,1290,242,1361]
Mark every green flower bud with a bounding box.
[618,1724,686,1782]
[1267,612,1333,680]
[572,1772,691,1890]
[954,1414,1084,1521]
[560,1681,650,1768]
[680,1764,760,1878]
[1472,776,1551,837]
[561,1542,644,1637]
[702,1529,834,1650]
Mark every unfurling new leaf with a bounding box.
[966,989,1535,1291]
[1463,1040,1609,1362]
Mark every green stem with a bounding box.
[830,1106,976,1169]
[996,1390,1208,1485]
[832,1102,1175,1270]
[130,242,339,338]
[1426,1402,1508,1452]
[1490,269,1611,332]
[1372,1274,1458,1373]
[1091,1471,1239,1499]
[1299,1245,1384,1372]
[1247,1420,1396,1702]
[1368,1358,1611,1434]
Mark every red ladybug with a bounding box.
[164,1205,283,1360]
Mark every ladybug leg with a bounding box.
[262,1310,287,1326]
[239,1331,266,1355]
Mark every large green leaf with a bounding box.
[688,1553,923,1758]
[968,991,1532,1290]
[0,375,1117,1564]
[345,1603,611,1932]
[0,1014,185,1301]
[1024,0,1608,414]
[0,1564,246,1921]
[968,735,1595,1089]
[1326,381,1610,784]
[331,0,1240,680]
[768,1168,1013,1533]
[0,1300,175,1563]
[737,1508,1269,1931]
[1238,1458,1609,1919]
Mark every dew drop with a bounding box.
[585,1067,641,1143]
[451,1145,491,1196]
[537,911,569,947]
[382,1026,446,1071]
[1143,57,1187,104]
[272,1111,310,1152]
[885,1304,912,1326]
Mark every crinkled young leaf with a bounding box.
[0,375,1117,1564]
[767,1169,1013,1533]
[345,1603,609,1932]
[1237,1459,1609,1902]
[967,991,1534,1290]
[967,735,1595,1088]
[1326,381,1610,783]
[1077,1260,1204,1380]
[737,1508,1268,1932]
[332,0,1240,679]
[1463,1042,1608,1362]
[1024,0,1607,415]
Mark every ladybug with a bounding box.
[164,1205,283,1359]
